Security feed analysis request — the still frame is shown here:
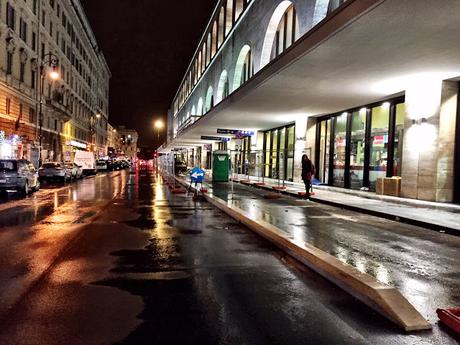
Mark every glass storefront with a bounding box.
[263,124,295,181]
[234,136,251,175]
[316,97,405,191]
[369,104,390,190]
[350,109,367,190]
[318,119,331,184]
[333,112,347,187]
[394,103,406,177]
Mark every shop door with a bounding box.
[286,126,295,181]
[270,130,279,179]
[332,113,348,187]
[317,119,331,184]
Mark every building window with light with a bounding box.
[6,98,11,115]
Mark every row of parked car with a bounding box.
[0,158,132,196]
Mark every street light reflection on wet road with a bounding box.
[0,169,457,345]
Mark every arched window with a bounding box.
[260,1,299,68]
[197,98,204,116]
[218,8,225,47]
[232,45,253,91]
[225,0,233,35]
[313,0,329,26]
[216,70,229,103]
[235,0,244,21]
[193,60,198,84]
[202,44,207,68]
[198,51,202,78]
[191,105,196,116]
[328,0,347,14]
[204,86,214,113]
[211,21,218,57]
[206,33,212,62]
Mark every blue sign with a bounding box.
[201,136,230,142]
[217,129,254,137]
[190,167,205,183]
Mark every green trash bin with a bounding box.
[212,151,229,182]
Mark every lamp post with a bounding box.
[154,119,165,148]
[154,120,165,171]
[38,52,60,166]
[90,113,101,157]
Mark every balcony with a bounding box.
[45,91,72,122]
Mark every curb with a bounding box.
[240,181,459,236]
[175,176,431,332]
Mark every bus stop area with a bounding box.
[171,168,460,334]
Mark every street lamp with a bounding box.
[154,119,164,148]
[38,52,60,166]
[90,114,101,155]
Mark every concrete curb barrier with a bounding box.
[174,176,431,332]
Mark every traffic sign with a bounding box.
[190,167,205,183]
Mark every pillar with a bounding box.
[401,80,457,202]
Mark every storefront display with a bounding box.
[263,124,295,181]
[316,97,405,192]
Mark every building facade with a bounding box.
[0,0,110,166]
[106,123,118,157]
[117,126,139,161]
[164,0,460,204]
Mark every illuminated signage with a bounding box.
[69,140,87,149]
[201,136,230,142]
[217,129,254,137]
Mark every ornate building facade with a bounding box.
[0,0,110,165]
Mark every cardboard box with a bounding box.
[383,177,401,197]
[376,177,385,195]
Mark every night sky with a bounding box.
[80,0,216,146]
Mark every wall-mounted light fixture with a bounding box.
[411,118,428,125]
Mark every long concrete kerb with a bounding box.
[174,176,431,332]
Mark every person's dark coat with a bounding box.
[301,158,313,181]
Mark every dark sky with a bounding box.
[80,0,216,146]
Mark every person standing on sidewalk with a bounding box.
[301,154,315,200]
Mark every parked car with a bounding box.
[39,162,73,182]
[114,160,130,170]
[96,160,108,172]
[0,159,40,195]
[65,163,83,179]
[107,160,120,171]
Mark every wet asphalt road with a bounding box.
[0,169,458,344]
[210,183,460,327]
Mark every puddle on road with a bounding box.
[0,204,55,228]
[73,211,97,224]
[124,218,157,230]
[179,230,202,235]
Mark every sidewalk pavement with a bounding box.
[178,176,460,325]
[229,174,460,235]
